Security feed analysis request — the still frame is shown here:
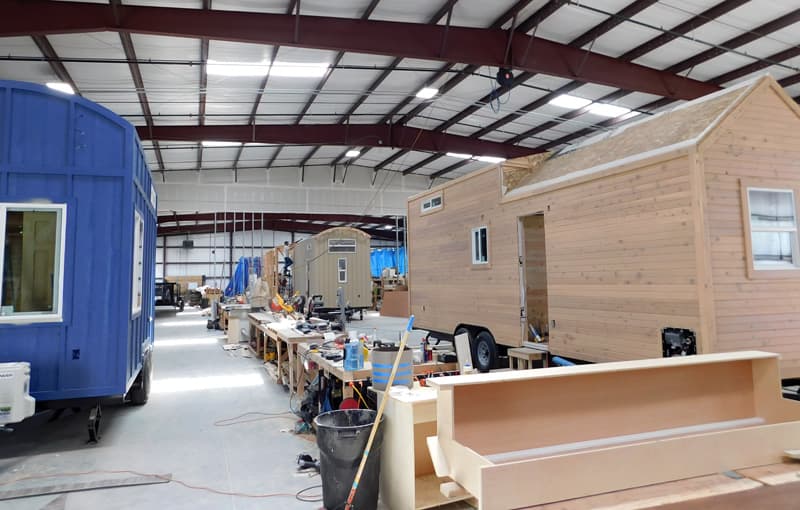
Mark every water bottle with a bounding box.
[344,340,364,371]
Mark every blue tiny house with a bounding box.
[0,81,156,411]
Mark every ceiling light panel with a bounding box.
[416,87,439,99]
[548,94,593,109]
[46,82,74,95]
[588,103,633,117]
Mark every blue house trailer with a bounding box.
[0,81,156,436]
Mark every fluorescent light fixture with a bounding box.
[446,152,473,160]
[268,61,329,78]
[384,225,393,230]
[201,141,242,148]
[476,156,506,164]
[618,111,642,121]
[416,87,439,99]
[345,149,361,158]
[46,82,74,95]
[207,60,270,77]
[548,94,592,109]
[589,103,632,117]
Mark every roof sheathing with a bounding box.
[504,76,769,197]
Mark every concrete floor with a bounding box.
[0,307,395,510]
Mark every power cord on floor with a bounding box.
[213,411,295,427]
[295,484,323,502]
[0,469,304,499]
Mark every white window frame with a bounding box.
[746,187,799,271]
[132,210,145,316]
[420,194,443,213]
[328,238,357,253]
[337,257,347,283]
[0,202,67,323]
[471,226,489,265]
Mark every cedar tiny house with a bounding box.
[408,75,800,377]
[0,81,157,437]
[292,227,372,318]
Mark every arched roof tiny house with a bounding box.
[0,81,156,404]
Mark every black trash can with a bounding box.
[314,409,384,510]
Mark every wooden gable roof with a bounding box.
[505,75,776,196]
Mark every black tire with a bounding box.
[128,351,152,405]
[472,331,497,373]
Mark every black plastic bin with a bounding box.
[314,409,384,510]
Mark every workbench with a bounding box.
[219,303,251,333]
[263,321,323,393]
[296,342,458,399]
[248,312,277,359]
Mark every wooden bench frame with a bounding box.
[427,351,800,510]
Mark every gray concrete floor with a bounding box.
[0,308,330,510]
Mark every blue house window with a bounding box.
[0,203,66,322]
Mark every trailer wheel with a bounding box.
[472,331,497,373]
[128,351,152,406]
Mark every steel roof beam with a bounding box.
[395,0,660,175]
[158,218,396,240]
[371,0,563,172]
[31,35,80,95]
[536,5,800,154]
[159,212,399,226]
[3,1,718,100]
[137,123,534,159]
[114,22,166,179]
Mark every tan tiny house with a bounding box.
[292,227,372,313]
[408,75,800,377]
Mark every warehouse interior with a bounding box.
[2,1,800,509]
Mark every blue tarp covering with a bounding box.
[225,256,263,297]
[225,257,250,297]
[370,248,406,277]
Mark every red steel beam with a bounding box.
[159,212,398,227]
[136,124,535,159]
[3,1,718,100]
[158,218,396,240]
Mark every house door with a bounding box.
[519,214,548,345]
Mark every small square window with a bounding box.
[421,194,443,213]
[471,226,488,265]
[747,188,798,270]
[0,203,66,322]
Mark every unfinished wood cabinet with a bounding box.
[427,351,800,510]
[379,387,471,510]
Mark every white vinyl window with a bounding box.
[471,226,489,265]
[421,194,443,213]
[328,239,356,253]
[132,210,145,315]
[747,188,799,270]
[0,203,66,322]
[337,257,347,283]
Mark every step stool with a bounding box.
[508,347,543,370]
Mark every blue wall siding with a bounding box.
[0,80,155,401]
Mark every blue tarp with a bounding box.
[370,247,406,277]
[225,257,250,297]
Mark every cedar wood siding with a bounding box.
[408,154,702,362]
[701,81,800,378]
